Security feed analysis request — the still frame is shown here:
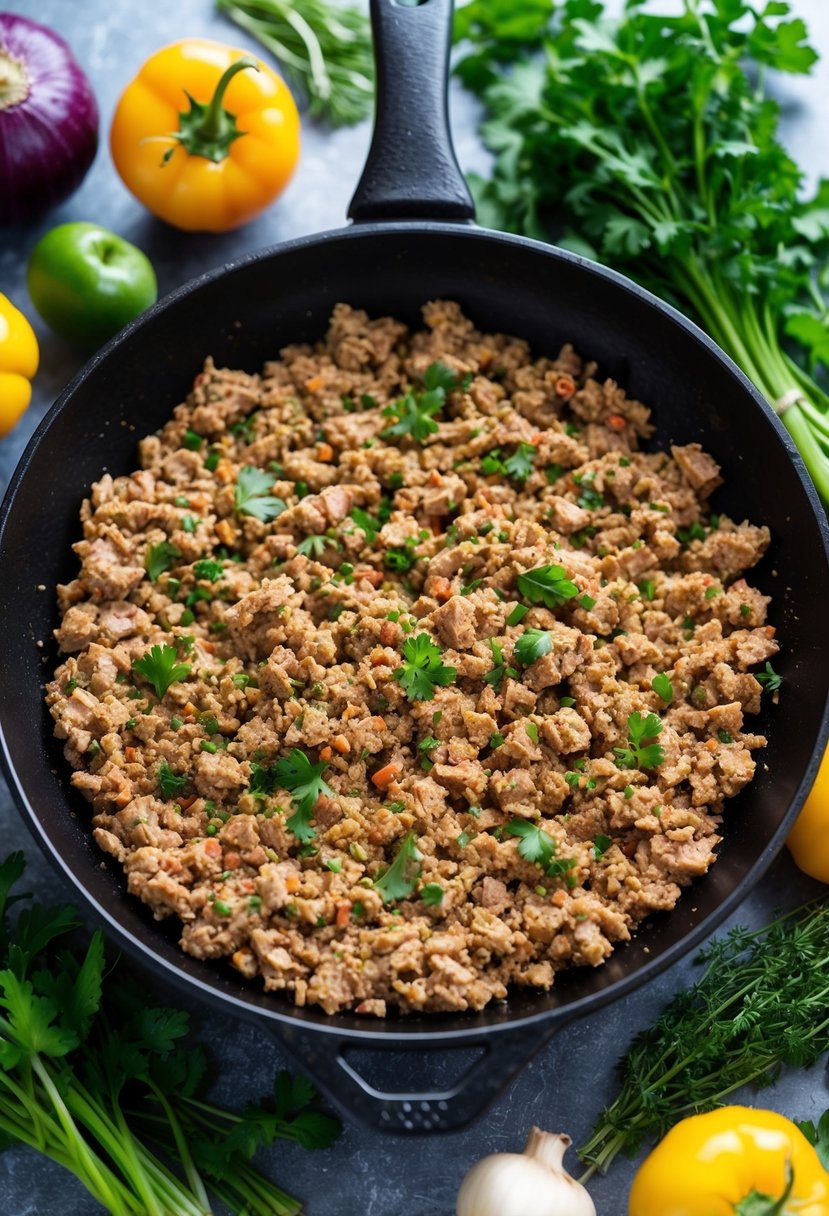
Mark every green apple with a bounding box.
[27,222,157,349]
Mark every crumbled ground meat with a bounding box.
[47,301,776,1016]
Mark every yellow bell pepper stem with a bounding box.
[788,745,829,882]
[628,1106,829,1216]
[0,292,39,437]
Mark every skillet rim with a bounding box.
[2,217,828,1049]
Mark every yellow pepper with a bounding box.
[628,1107,829,1216]
[788,745,829,882]
[0,293,38,437]
[110,39,300,232]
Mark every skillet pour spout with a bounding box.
[0,0,827,1133]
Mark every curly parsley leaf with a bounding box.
[145,541,180,582]
[270,749,334,842]
[517,564,579,609]
[513,627,553,666]
[374,831,422,903]
[157,761,188,800]
[614,711,665,771]
[506,819,556,869]
[234,465,287,523]
[132,644,192,699]
[393,633,457,701]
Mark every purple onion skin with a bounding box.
[0,13,99,225]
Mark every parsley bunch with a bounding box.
[580,898,829,1178]
[456,0,829,503]
[0,852,339,1215]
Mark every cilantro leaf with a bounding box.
[651,673,674,703]
[593,834,612,860]
[517,564,579,609]
[374,832,422,903]
[513,627,552,666]
[351,507,381,540]
[421,883,444,906]
[296,534,328,557]
[145,541,180,582]
[158,761,188,800]
[505,819,556,869]
[269,749,334,842]
[132,644,192,699]
[393,633,457,701]
[234,465,287,523]
[614,711,665,771]
[192,558,224,582]
[381,362,460,444]
[756,662,782,693]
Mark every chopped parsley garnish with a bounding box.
[374,831,422,903]
[350,506,381,541]
[525,721,539,743]
[381,362,459,443]
[513,628,553,666]
[506,819,556,869]
[677,520,707,544]
[193,558,224,582]
[704,585,721,600]
[638,579,656,601]
[145,541,180,582]
[577,485,604,511]
[517,564,579,609]
[578,594,596,611]
[393,633,457,702]
[483,638,519,690]
[614,711,665,771]
[421,883,444,906]
[297,535,328,557]
[506,603,529,626]
[384,541,420,572]
[651,673,674,703]
[718,729,734,744]
[183,428,203,450]
[545,464,564,484]
[593,834,612,860]
[132,645,192,699]
[234,465,287,523]
[482,442,537,484]
[757,662,782,693]
[157,761,187,800]
[260,749,334,842]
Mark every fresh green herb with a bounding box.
[145,541,180,582]
[374,831,422,903]
[525,721,539,744]
[638,580,656,602]
[384,542,420,573]
[393,633,457,702]
[506,603,529,626]
[613,711,665,771]
[461,578,484,596]
[506,819,556,869]
[235,465,287,523]
[200,741,218,754]
[704,585,721,601]
[182,516,199,534]
[577,485,604,511]
[297,534,329,557]
[456,0,829,502]
[183,428,203,451]
[517,564,579,609]
[593,834,612,860]
[381,362,460,444]
[456,830,473,849]
[483,638,519,691]
[132,645,192,699]
[559,696,575,708]
[217,0,373,126]
[718,729,734,744]
[489,732,506,750]
[323,857,342,873]
[545,463,564,484]
[580,898,829,1177]
[421,883,444,906]
[651,673,674,704]
[757,662,783,693]
[578,594,596,611]
[483,442,538,484]
[193,558,224,582]
[158,761,187,800]
[252,750,334,842]
[204,449,221,472]
[0,851,339,1216]
[350,507,381,541]
[513,627,552,666]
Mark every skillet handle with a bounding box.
[274,1021,557,1133]
[348,0,475,224]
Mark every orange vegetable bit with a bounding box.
[371,761,401,789]
[285,872,301,893]
[319,745,333,761]
[316,441,334,462]
[554,374,576,397]
[335,901,352,927]
[305,375,323,393]
[606,412,627,431]
[332,734,351,754]
[203,837,222,859]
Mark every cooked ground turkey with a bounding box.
[47,300,778,1017]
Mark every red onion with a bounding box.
[0,13,99,225]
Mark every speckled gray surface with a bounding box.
[1,1,829,1213]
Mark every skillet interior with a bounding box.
[2,222,828,1052]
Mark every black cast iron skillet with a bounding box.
[1,0,828,1134]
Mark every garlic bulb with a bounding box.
[456,1127,597,1216]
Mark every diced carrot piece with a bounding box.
[552,888,567,908]
[356,568,384,587]
[319,745,333,761]
[286,873,301,893]
[371,762,401,789]
[190,493,209,510]
[316,442,334,462]
[428,470,443,486]
[554,375,576,397]
[336,902,351,927]
[215,460,235,484]
[216,519,236,545]
[706,738,718,751]
[124,746,138,763]
[429,575,453,603]
[183,702,199,717]
[305,376,323,392]
[606,413,627,431]
[371,716,387,732]
[224,852,242,870]
[203,838,222,858]
[333,734,351,754]
[370,647,388,666]
[201,640,216,654]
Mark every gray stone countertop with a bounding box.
[1,1,828,1213]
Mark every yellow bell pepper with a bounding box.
[628,1106,829,1216]
[110,39,300,232]
[0,293,39,437]
[788,745,829,882]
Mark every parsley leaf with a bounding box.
[756,662,782,693]
[374,832,422,903]
[192,558,224,582]
[269,749,334,842]
[297,535,328,557]
[234,465,287,523]
[513,627,552,666]
[517,564,579,609]
[393,633,457,701]
[614,711,665,771]
[483,638,519,690]
[505,819,556,869]
[381,362,460,444]
[145,541,180,582]
[483,442,537,483]
[593,834,612,860]
[132,645,192,699]
[651,673,674,703]
[350,507,381,541]
[421,883,444,906]
[158,761,187,800]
